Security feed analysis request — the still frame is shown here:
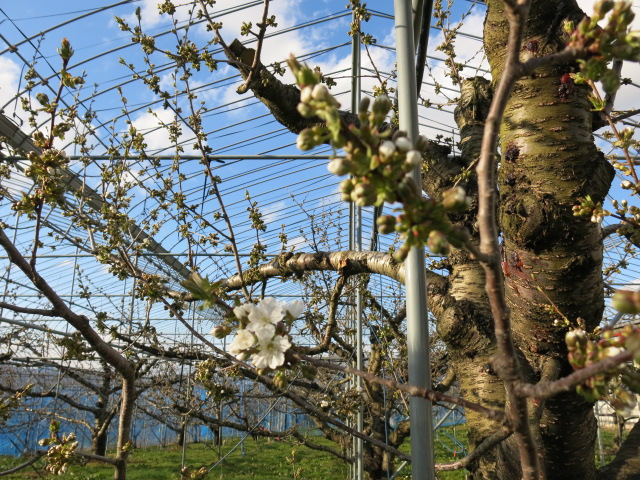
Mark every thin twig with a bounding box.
[237,0,271,94]
[305,274,347,354]
[587,78,638,183]
[514,350,633,400]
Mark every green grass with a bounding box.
[0,437,348,480]
[0,424,624,479]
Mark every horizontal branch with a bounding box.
[0,302,58,317]
[77,452,118,466]
[221,250,445,292]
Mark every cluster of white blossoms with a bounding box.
[214,297,304,370]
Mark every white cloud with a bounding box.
[286,235,309,250]
[262,200,287,223]
[131,107,198,154]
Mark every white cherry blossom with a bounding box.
[247,297,283,337]
[228,329,255,358]
[283,299,304,319]
[252,335,292,370]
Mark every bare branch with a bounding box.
[0,302,58,317]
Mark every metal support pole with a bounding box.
[351,12,364,480]
[394,1,436,479]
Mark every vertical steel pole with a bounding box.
[351,11,364,480]
[393,1,435,479]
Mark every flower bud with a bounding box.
[602,346,623,358]
[352,182,376,206]
[273,371,288,389]
[297,103,314,118]
[414,135,429,152]
[394,136,413,153]
[379,141,396,159]
[566,330,578,349]
[36,92,50,106]
[612,291,640,314]
[427,230,450,255]
[442,186,470,212]
[300,86,313,104]
[210,326,231,339]
[327,158,353,176]
[236,351,250,361]
[372,94,392,116]
[393,244,411,262]
[377,215,396,235]
[405,150,422,168]
[340,178,355,195]
[359,96,370,115]
[311,84,331,102]
[594,0,615,16]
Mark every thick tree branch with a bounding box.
[224,39,358,133]
[597,419,640,479]
[220,251,445,292]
